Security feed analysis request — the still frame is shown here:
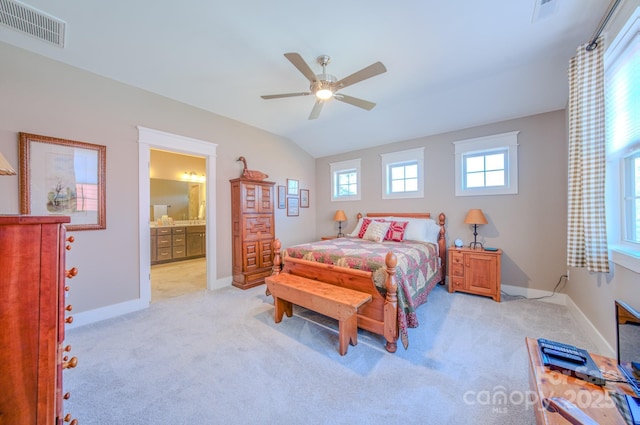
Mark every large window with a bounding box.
[605,7,640,271]
[330,158,361,201]
[380,147,424,199]
[454,131,519,196]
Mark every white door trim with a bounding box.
[137,126,218,305]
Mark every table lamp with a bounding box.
[464,209,488,249]
[333,210,347,238]
[0,151,16,175]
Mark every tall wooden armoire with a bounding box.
[0,215,78,424]
[230,178,275,289]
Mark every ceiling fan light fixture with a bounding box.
[316,88,333,100]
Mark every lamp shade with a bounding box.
[333,210,347,222]
[0,152,16,175]
[464,209,488,225]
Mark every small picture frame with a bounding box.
[287,178,299,196]
[277,185,286,209]
[300,189,309,208]
[286,196,299,217]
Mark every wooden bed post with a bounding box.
[272,238,282,276]
[383,251,398,353]
[266,239,282,296]
[438,212,446,283]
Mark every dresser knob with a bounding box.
[63,357,78,369]
[66,236,75,243]
[63,392,71,400]
[66,304,73,312]
[64,344,72,352]
[63,413,78,424]
[65,285,70,292]
[66,267,78,279]
[65,316,73,324]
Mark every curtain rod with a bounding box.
[586,0,623,51]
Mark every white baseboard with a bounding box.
[68,275,234,329]
[67,298,148,329]
[564,296,615,357]
[502,284,614,357]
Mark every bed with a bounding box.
[270,212,446,352]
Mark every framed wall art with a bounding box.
[277,185,286,209]
[19,132,107,231]
[287,178,299,196]
[286,196,299,217]
[300,189,309,208]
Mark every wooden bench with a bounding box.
[265,273,373,355]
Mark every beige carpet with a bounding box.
[151,257,206,302]
[64,283,600,425]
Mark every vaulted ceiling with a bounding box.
[0,0,611,157]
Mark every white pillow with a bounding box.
[347,217,364,237]
[362,221,391,243]
[402,218,441,244]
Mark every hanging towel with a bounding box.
[153,205,168,220]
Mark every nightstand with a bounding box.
[448,247,502,302]
[321,236,338,240]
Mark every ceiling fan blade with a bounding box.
[284,53,317,83]
[261,92,311,100]
[334,94,376,110]
[335,61,387,90]
[308,100,324,120]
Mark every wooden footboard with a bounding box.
[270,239,400,353]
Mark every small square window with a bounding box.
[330,158,361,202]
[454,132,519,196]
[381,148,424,200]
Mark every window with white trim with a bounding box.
[454,131,519,196]
[604,7,640,271]
[380,147,424,199]
[330,158,361,201]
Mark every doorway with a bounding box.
[137,127,218,306]
[149,149,207,302]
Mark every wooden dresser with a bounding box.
[448,246,502,302]
[0,216,78,424]
[230,178,275,289]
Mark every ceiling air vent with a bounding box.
[0,0,65,47]
[531,0,557,23]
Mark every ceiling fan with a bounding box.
[261,53,387,120]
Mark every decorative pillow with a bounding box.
[384,221,408,242]
[362,221,391,243]
[349,216,394,237]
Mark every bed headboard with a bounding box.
[357,212,447,279]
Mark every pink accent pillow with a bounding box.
[384,221,408,242]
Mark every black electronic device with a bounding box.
[538,338,605,386]
[615,300,640,398]
[627,395,640,425]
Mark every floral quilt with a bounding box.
[284,237,442,349]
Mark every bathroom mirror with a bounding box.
[150,179,202,221]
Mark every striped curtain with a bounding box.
[567,39,610,273]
